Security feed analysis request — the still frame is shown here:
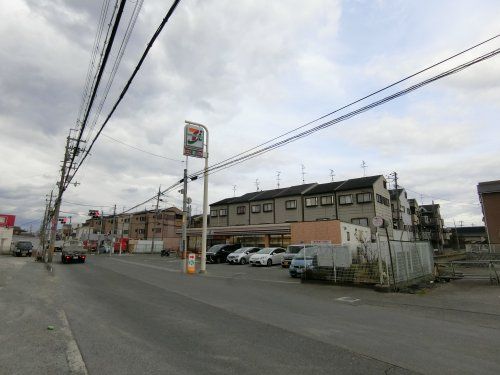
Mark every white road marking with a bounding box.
[58,309,88,375]
[336,296,360,303]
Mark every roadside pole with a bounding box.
[48,136,71,264]
[182,158,188,272]
[41,190,53,260]
[110,204,116,257]
[183,121,209,274]
[151,187,161,254]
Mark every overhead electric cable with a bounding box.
[66,0,182,188]
[207,33,500,172]
[65,0,127,188]
[101,132,183,161]
[84,0,144,147]
[120,45,500,215]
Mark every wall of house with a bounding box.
[290,220,341,244]
[373,177,393,238]
[0,227,13,254]
[340,222,371,245]
[274,195,305,223]
[483,192,500,244]
[249,199,274,225]
[209,205,229,227]
[336,188,376,228]
[303,194,337,221]
[228,203,250,226]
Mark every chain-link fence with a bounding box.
[296,241,434,288]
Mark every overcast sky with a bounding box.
[1,0,499,230]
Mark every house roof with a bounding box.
[305,175,382,195]
[478,180,500,194]
[389,188,404,200]
[455,226,486,236]
[210,175,383,206]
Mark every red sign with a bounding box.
[0,214,16,228]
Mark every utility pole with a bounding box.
[388,171,401,230]
[47,136,71,264]
[99,208,105,254]
[40,190,53,259]
[110,204,116,256]
[181,162,188,266]
[453,219,460,250]
[150,188,161,255]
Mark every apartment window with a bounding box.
[285,200,297,209]
[357,192,372,203]
[210,210,218,217]
[123,230,129,235]
[376,194,389,206]
[219,209,227,217]
[407,208,411,215]
[305,197,318,207]
[154,228,161,233]
[124,218,130,223]
[339,194,353,205]
[139,216,146,222]
[137,229,145,234]
[383,181,387,189]
[351,218,369,227]
[263,203,273,212]
[251,205,261,213]
[320,196,334,205]
[236,206,246,215]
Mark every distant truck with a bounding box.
[61,239,87,264]
[11,241,33,257]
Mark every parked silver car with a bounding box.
[226,247,260,265]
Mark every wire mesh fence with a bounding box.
[296,241,434,288]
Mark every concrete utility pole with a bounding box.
[40,190,53,259]
[111,204,116,257]
[181,162,188,268]
[389,171,402,230]
[152,186,161,254]
[47,136,71,264]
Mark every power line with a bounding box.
[65,0,128,188]
[120,45,500,216]
[206,33,500,172]
[66,0,182,188]
[101,132,183,161]
[62,200,114,208]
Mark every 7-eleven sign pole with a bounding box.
[184,121,209,273]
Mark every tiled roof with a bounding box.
[305,175,382,195]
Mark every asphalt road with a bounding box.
[3,254,500,374]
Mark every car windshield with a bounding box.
[287,245,308,254]
[16,242,32,250]
[256,248,274,254]
[296,247,319,258]
[208,244,225,253]
[233,247,252,254]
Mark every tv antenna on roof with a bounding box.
[232,185,237,197]
[329,169,335,182]
[301,164,306,184]
[255,179,260,191]
[276,171,281,188]
[361,161,368,177]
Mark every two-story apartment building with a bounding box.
[203,175,393,248]
[420,203,444,250]
[478,180,500,251]
[389,188,412,231]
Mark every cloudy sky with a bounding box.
[1,0,499,230]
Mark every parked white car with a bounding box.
[249,247,286,266]
[226,247,261,265]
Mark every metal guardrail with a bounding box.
[435,260,500,284]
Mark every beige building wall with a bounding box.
[249,200,274,225]
[228,203,250,226]
[274,196,304,223]
[290,220,342,244]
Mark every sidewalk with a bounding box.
[0,256,87,374]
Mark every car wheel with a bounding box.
[240,258,247,265]
[267,259,272,267]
